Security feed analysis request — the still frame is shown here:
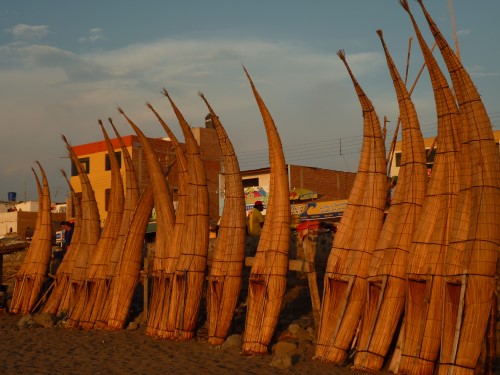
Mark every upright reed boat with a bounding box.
[315,50,387,363]
[95,118,142,329]
[417,2,500,374]
[10,162,52,314]
[118,107,176,338]
[67,122,124,330]
[398,1,462,373]
[146,101,188,338]
[242,66,291,355]
[353,29,428,372]
[163,90,209,340]
[199,92,246,345]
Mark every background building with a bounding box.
[388,129,500,178]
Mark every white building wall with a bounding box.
[0,212,19,237]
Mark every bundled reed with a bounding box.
[146,102,188,338]
[353,29,428,372]
[118,107,176,337]
[315,50,387,363]
[162,90,209,341]
[416,2,500,374]
[242,67,291,355]
[67,121,125,329]
[41,168,83,315]
[94,118,141,329]
[199,92,246,345]
[106,187,154,330]
[56,135,101,317]
[10,162,52,314]
[395,2,462,373]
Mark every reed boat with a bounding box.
[10,162,52,314]
[416,2,500,374]
[315,50,387,363]
[242,66,291,355]
[162,90,209,341]
[95,118,142,329]
[395,1,462,373]
[68,122,124,330]
[353,29,428,372]
[146,101,188,338]
[118,107,176,338]
[199,92,246,346]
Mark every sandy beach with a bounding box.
[0,311,369,375]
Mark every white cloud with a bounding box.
[457,29,471,36]
[0,35,391,201]
[8,24,50,41]
[79,28,104,43]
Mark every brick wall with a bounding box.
[289,165,356,201]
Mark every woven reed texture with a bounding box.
[10,162,52,314]
[118,107,176,337]
[145,101,188,338]
[68,122,125,330]
[57,135,101,318]
[315,51,387,364]
[162,91,209,341]
[199,92,246,345]
[106,118,141,278]
[40,170,82,315]
[417,2,500,374]
[95,118,141,329]
[353,30,428,372]
[107,187,154,330]
[242,67,291,355]
[396,2,463,374]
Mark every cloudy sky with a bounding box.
[1,0,499,202]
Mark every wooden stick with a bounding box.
[404,37,413,85]
[448,274,468,375]
[448,0,461,61]
[302,236,321,331]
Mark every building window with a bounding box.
[71,157,90,176]
[242,178,259,188]
[105,189,111,211]
[105,151,122,171]
[395,152,401,167]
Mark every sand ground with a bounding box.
[0,312,366,375]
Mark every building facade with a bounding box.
[388,129,500,178]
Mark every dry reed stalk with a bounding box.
[59,135,101,325]
[353,30,428,372]
[395,2,464,374]
[71,121,125,330]
[315,50,387,363]
[241,67,291,355]
[199,92,246,345]
[162,90,209,341]
[416,2,500,374]
[146,102,188,338]
[94,118,141,329]
[107,187,154,330]
[10,162,52,314]
[40,169,82,315]
[118,107,176,337]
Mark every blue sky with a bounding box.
[1,0,499,202]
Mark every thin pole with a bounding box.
[449,0,461,61]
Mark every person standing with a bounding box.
[247,201,265,236]
[61,221,74,257]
